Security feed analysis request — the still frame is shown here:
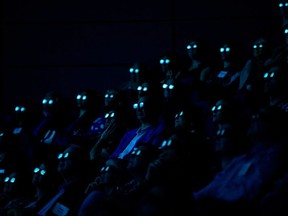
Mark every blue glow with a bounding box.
[15,106,20,112]
[110,94,114,98]
[259,44,263,48]
[82,95,87,100]
[161,140,167,148]
[137,86,142,91]
[110,112,115,118]
[4,177,9,182]
[34,167,40,173]
[160,59,164,64]
[217,105,222,110]
[270,72,275,78]
[105,113,110,118]
[211,106,216,112]
[253,45,257,49]
[225,47,230,52]
[179,111,183,116]
[77,95,81,100]
[285,29,288,34]
[165,59,170,64]
[133,103,138,109]
[286,3,288,6]
[20,107,25,112]
[187,45,192,50]
[135,69,139,73]
[143,87,148,91]
[48,100,53,105]
[40,170,46,175]
[42,99,48,104]
[167,139,172,146]
[168,85,174,90]
[220,48,225,53]
[162,83,168,89]
[129,68,134,73]
[10,178,16,183]
[0,133,3,137]
[58,153,63,159]
[263,72,269,78]
[64,152,69,158]
[279,3,284,7]
[193,44,197,48]
[139,102,144,108]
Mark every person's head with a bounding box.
[252,37,268,59]
[41,91,62,117]
[57,144,89,179]
[76,89,102,111]
[162,78,176,99]
[263,66,288,97]
[133,95,161,124]
[279,1,288,22]
[32,160,59,189]
[104,88,124,110]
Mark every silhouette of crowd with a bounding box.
[0,2,288,216]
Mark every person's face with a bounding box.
[32,163,48,186]
[263,67,280,95]
[160,56,171,74]
[253,38,266,58]
[3,172,18,194]
[42,94,58,117]
[129,64,140,83]
[57,148,75,175]
[162,78,175,99]
[104,89,118,107]
[220,44,231,61]
[133,96,153,122]
[279,1,288,21]
[211,100,228,123]
[137,82,150,99]
[104,111,116,128]
[76,92,88,109]
[187,41,199,59]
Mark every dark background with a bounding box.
[0,0,283,115]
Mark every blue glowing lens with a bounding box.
[193,44,197,48]
[270,72,275,78]
[133,103,138,109]
[15,106,20,112]
[82,95,87,100]
[165,59,170,64]
[135,69,139,73]
[220,48,225,53]
[285,29,288,34]
[20,107,25,112]
[129,68,134,73]
[161,140,167,148]
[139,102,144,108]
[48,100,53,105]
[168,85,174,90]
[259,44,263,48]
[167,139,172,146]
[105,113,110,118]
[105,94,109,98]
[162,83,168,89]
[253,45,257,49]
[217,105,222,110]
[77,95,81,100]
[225,47,230,52]
[64,153,69,158]
[137,86,142,91]
[211,106,216,112]
[110,94,114,98]
[179,111,183,116]
[34,167,40,173]
[42,99,48,104]
[187,45,192,50]
[4,177,9,182]
[279,3,284,7]
[263,72,269,78]
[110,112,115,118]
[143,87,148,91]
[40,170,46,175]
[58,153,63,159]
[10,178,16,183]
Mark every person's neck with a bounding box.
[140,122,153,130]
